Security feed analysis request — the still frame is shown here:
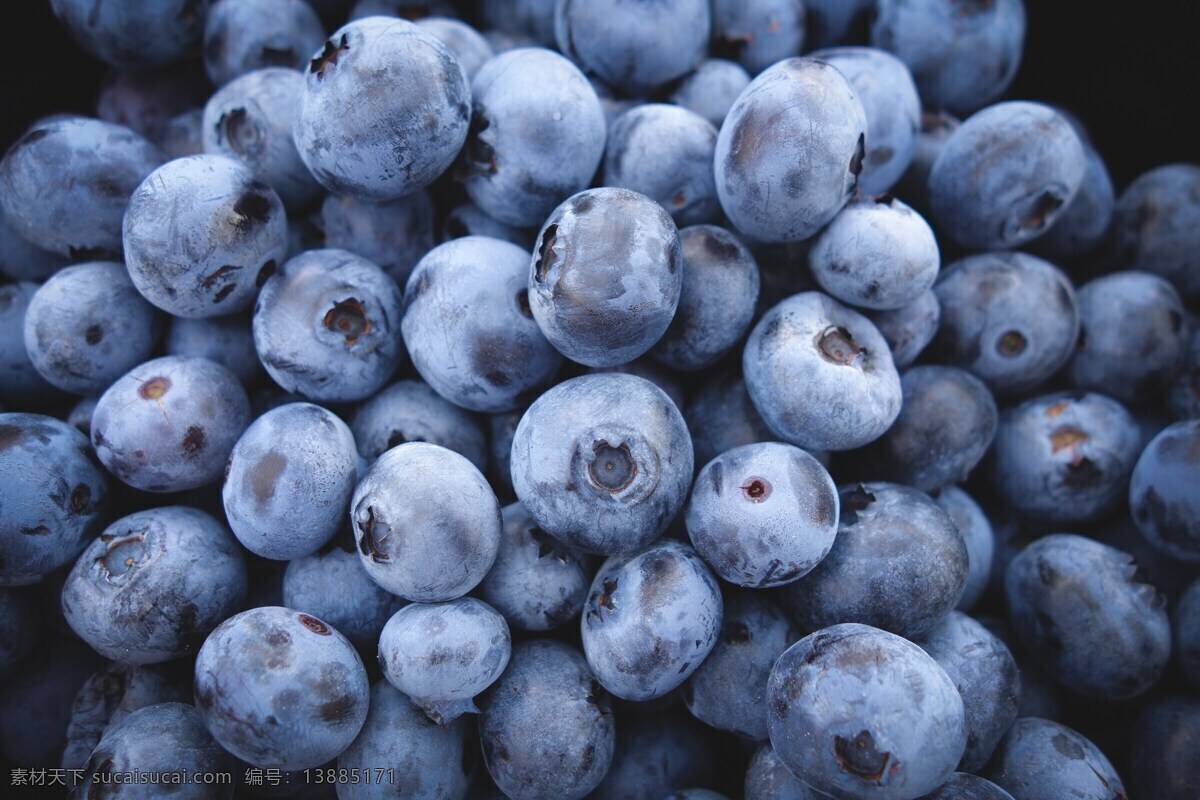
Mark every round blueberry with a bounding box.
[1129,419,1200,563]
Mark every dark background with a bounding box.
[2,2,1197,191]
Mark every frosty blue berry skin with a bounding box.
[686,442,839,588]
[402,236,562,413]
[460,46,606,229]
[981,718,1127,800]
[1006,534,1171,700]
[477,639,615,800]
[711,0,805,76]
[669,59,750,128]
[1130,419,1200,563]
[61,506,248,665]
[193,606,369,771]
[351,442,501,602]
[90,355,251,493]
[294,16,471,201]
[0,117,163,260]
[0,413,109,587]
[123,154,288,318]
[377,598,511,724]
[866,289,941,370]
[319,191,435,288]
[581,540,723,702]
[336,680,475,800]
[165,313,263,387]
[350,379,487,468]
[715,58,867,244]
[202,67,324,211]
[202,0,326,87]
[23,261,164,396]
[510,373,693,555]
[252,248,406,403]
[935,487,994,613]
[529,188,682,369]
[222,403,359,560]
[1111,163,1200,304]
[767,623,967,800]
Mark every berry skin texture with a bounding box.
[767,623,967,800]
[90,355,251,493]
[510,373,694,555]
[123,154,288,318]
[350,378,487,468]
[351,442,502,602]
[61,506,248,665]
[203,0,326,87]
[49,0,211,69]
[529,188,682,369]
[1111,163,1200,304]
[1128,419,1200,563]
[581,540,723,702]
[981,717,1127,800]
[294,17,471,201]
[193,606,370,771]
[715,58,868,244]
[686,442,839,588]
[743,292,901,452]
[319,190,436,288]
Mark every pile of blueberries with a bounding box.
[2,1,1199,799]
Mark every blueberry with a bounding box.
[808,48,921,195]
[166,312,264,387]
[1111,163,1200,304]
[894,111,960,217]
[871,0,1026,116]
[928,101,1086,251]
[530,188,682,368]
[351,442,501,602]
[479,0,557,47]
[124,154,288,317]
[203,0,326,86]
[581,539,722,701]
[981,717,1126,800]
[804,0,876,50]
[934,487,994,613]
[62,506,248,664]
[931,252,1079,396]
[917,774,1017,800]
[1069,271,1187,403]
[350,379,487,468]
[0,413,109,586]
[320,191,435,287]
[202,67,324,211]
[0,282,57,406]
[647,226,759,371]
[23,261,164,395]
[294,17,471,201]
[282,544,406,653]
[767,623,967,800]
[1006,534,1170,699]
[915,612,1020,773]
[1091,513,1197,604]
[223,402,358,560]
[62,663,187,772]
[510,373,693,554]
[0,209,68,282]
[336,680,475,800]
[415,16,495,81]
[378,597,511,724]
[442,201,532,248]
[808,194,940,311]
[1177,578,1200,689]
[1128,419,1200,563]
[194,606,369,770]
[682,589,800,741]
[403,236,562,413]
[1032,139,1115,261]
[991,392,1140,525]
[779,482,967,639]
[744,292,901,452]
[91,355,251,492]
[669,59,751,128]
[587,357,690,415]
[686,442,838,588]
[604,104,719,226]
[711,0,806,76]
[253,248,405,403]
[715,58,867,243]
[1127,695,1200,800]
[0,117,163,260]
[744,741,826,800]
[75,702,235,799]
[865,288,941,369]
[478,501,593,632]
[49,0,211,68]
[685,369,778,469]
[0,588,38,677]
[857,366,998,493]
[556,0,710,96]
[593,709,726,800]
